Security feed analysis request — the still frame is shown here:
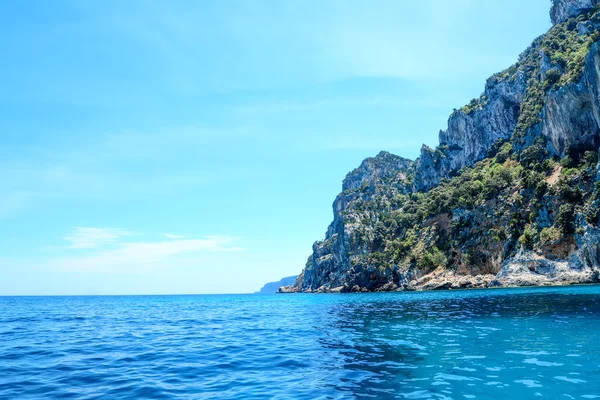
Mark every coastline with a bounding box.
[279,268,600,293]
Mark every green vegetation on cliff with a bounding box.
[291,4,600,293]
[515,7,600,138]
[356,138,599,277]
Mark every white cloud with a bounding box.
[50,235,244,272]
[64,227,133,249]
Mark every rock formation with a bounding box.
[257,276,298,294]
[281,0,600,293]
[551,0,599,25]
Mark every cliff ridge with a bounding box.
[282,0,600,293]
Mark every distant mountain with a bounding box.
[256,276,298,294]
[282,0,600,293]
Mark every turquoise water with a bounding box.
[1,286,600,399]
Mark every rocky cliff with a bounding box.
[413,68,527,191]
[551,0,599,25]
[281,1,600,293]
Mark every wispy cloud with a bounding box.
[64,227,134,249]
[50,232,243,272]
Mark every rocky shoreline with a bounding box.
[279,271,599,293]
[280,247,600,293]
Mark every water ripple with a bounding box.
[1,287,600,398]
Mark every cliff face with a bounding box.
[414,72,527,191]
[283,1,600,293]
[293,151,414,292]
[542,43,600,155]
[551,0,599,25]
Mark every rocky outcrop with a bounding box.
[257,276,297,294]
[414,0,600,192]
[551,0,598,25]
[542,43,600,155]
[277,285,300,294]
[414,71,527,191]
[283,1,600,294]
[285,151,413,293]
[491,251,590,287]
[342,151,413,192]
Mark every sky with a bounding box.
[0,0,552,295]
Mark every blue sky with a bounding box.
[0,0,551,295]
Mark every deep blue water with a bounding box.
[1,286,600,399]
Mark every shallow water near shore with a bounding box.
[1,285,600,399]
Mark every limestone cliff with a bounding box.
[293,151,413,292]
[551,0,599,25]
[282,0,600,293]
[413,72,527,191]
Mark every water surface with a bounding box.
[1,285,600,399]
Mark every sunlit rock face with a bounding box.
[291,151,414,293]
[414,72,527,191]
[551,0,599,25]
[541,43,600,155]
[341,151,413,192]
[278,2,600,294]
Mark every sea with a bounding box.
[1,285,600,399]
